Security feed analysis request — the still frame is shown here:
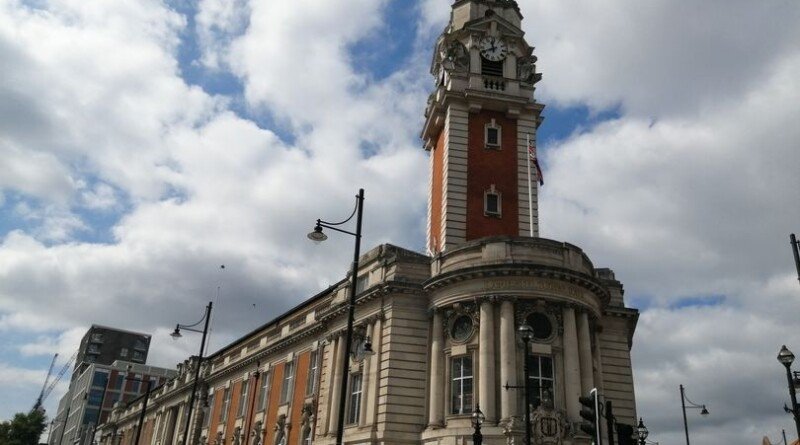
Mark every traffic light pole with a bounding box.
[579,388,603,445]
[606,400,615,445]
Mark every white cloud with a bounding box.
[0,0,798,443]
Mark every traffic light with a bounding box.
[616,423,634,445]
[579,389,602,444]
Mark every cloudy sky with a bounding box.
[1,0,799,443]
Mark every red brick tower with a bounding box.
[421,0,544,254]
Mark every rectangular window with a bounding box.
[527,355,554,408]
[220,388,231,422]
[481,58,503,77]
[130,375,141,393]
[91,333,103,342]
[119,348,128,358]
[486,127,499,146]
[87,389,104,407]
[280,362,295,404]
[257,372,270,411]
[237,381,249,417]
[347,374,363,425]
[132,351,145,362]
[113,375,124,390]
[355,275,369,295]
[450,356,473,415]
[486,193,499,214]
[306,352,318,396]
[92,371,108,388]
[203,394,214,427]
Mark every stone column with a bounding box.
[365,318,382,426]
[499,300,517,420]
[328,334,346,435]
[428,309,444,427]
[577,311,594,394]
[562,306,582,423]
[479,300,497,423]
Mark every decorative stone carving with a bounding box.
[531,391,569,444]
[444,40,469,72]
[213,431,223,445]
[273,414,288,445]
[500,416,525,445]
[232,426,242,445]
[444,303,479,343]
[250,421,263,445]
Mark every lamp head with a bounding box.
[700,405,709,416]
[471,404,485,427]
[170,325,182,340]
[307,223,327,243]
[636,418,649,440]
[779,345,795,366]
[363,336,375,356]
[518,323,534,341]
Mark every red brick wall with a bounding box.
[225,380,242,437]
[429,130,445,253]
[262,363,284,445]
[287,352,311,445]
[207,387,224,440]
[466,111,519,239]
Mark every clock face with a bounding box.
[479,36,507,62]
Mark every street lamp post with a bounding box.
[471,404,485,445]
[778,345,800,440]
[172,301,213,445]
[307,188,364,445]
[790,234,800,285]
[502,323,534,445]
[636,418,649,445]
[679,384,709,445]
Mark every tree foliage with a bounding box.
[0,410,46,445]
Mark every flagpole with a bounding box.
[526,133,534,237]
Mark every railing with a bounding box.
[483,76,506,91]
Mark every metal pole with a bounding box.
[243,368,260,445]
[606,400,615,445]
[526,134,534,237]
[181,301,213,445]
[134,380,152,445]
[335,189,364,445]
[784,363,800,440]
[88,375,111,445]
[522,336,532,445]
[680,385,690,445]
[783,429,788,445]
[791,234,800,285]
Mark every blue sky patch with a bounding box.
[348,0,419,81]
[538,104,621,146]
[670,294,726,309]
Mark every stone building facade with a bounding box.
[95,1,639,445]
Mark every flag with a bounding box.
[528,140,544,186]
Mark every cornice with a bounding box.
[424,263,611,306]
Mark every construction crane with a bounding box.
[32,353,58,412]
[32,351,77,413]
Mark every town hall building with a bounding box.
[95,1,639,444]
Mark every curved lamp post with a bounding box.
[679,384,709,445]
[307,188,364,445]
[637,418,649,445]
[471,404,485,445]
[778,345,800,441]
[172,301,213,445]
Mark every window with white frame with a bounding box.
[280,362,295,404]
[302,426,312,445]
[450,356,473,415]
[220,388,231,422]
[527,355,554,408]
[485,119,501,148]
[306,352,318,396]
[347,374,363,424]
[203,393,214,427]
[484,185,501,217]
[237,381,249,417]
[257,372,270,412]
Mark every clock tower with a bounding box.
[422,0,544,254]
